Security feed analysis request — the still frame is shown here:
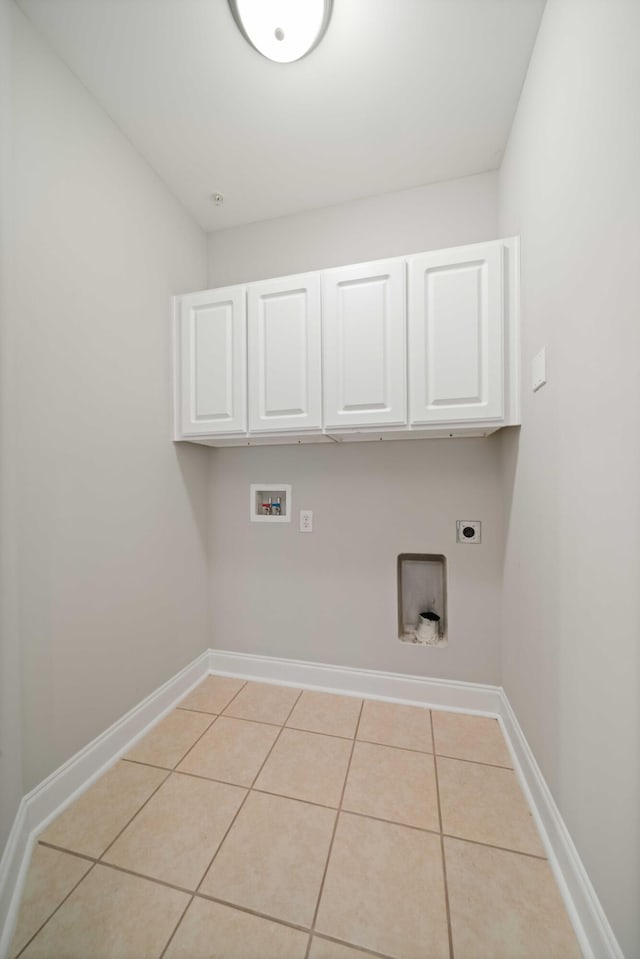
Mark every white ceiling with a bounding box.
[17,0,545,232]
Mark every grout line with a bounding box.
[175,705,220,717]
[36,842,96,864]
[158,687,304,959]
[303,698,365,959]
[310,931,402,959]
[157,896,191,959]
[91,859,194,896]
[285,722,357,741]
[358,737,512,769]
[442,834,547,861]
[332,806,440,836]
[121,757,173,772]
[435,752,513,771]
[431,709,455,959]
[194,892,310,933]
[173,706,219,716]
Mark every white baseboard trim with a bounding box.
[0,650,210,959]
[0,647,622,959]
[208,649,503,715]
[498,691,624,959]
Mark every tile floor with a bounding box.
[9,677,583,959]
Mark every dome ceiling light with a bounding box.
[228,0,333,63]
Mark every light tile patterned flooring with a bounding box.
[10,677,582,959]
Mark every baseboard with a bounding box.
[0,648,623,959]
[0,650,210,959]
[208,649,503,715]
[498,692,624,959]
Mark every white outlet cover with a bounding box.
[532,348,547,391]
[456,520,481,544]
[299,509,313,532]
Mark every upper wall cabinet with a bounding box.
[322,259,406,429]
[408,242,504,425]
[173,237,520,446]
[176,285,246,436]
[247,272,322,433]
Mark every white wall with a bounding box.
[207,172,497,285]
[0,0,23,854]
[207,174,504,683]
[11,5,210,793]
[498,0,640,954]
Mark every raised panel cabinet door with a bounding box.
[248,273,322,432]
[408,241,504,424]
[322,259,406,429]
[178,286,246,435]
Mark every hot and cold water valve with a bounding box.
[250,484,292,523]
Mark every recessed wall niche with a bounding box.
[397,554,447,646]
[250,484,291,523]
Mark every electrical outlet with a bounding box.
[299,509,313,533]
[456,520,481,544]
[532,348,547,391]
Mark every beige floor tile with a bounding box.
[432,710,512,766]
[39,761,166,858]
[357,699,432,752]
[9,845,92,958]
[200,790,335,927]
[164,897,308,959]
[176,716,279,786]
[103,772,245,890]
[178,675,245,714]
[255,728,352,807]
[316,812,449,959]
[342,740,439,830]
[438,756,545,856]
[223,681,301,725]
[310,937,380,959]
[287,690,362,739]
[20,863,188,959]
[124,709,213,769]
[445,837,582,958]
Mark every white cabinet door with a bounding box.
[408,241,504,424]
[178,286,246,436]
[248,273,322,432]
[322,259,406,429]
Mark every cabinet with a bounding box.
[176,285,246,436]
[247,272,322,432]
[322,258,406,429]
[408,242,504,425]
[173,237,519,446]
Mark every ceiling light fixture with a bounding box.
[229,0,332,63]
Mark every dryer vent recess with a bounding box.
[397,553,447,646]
